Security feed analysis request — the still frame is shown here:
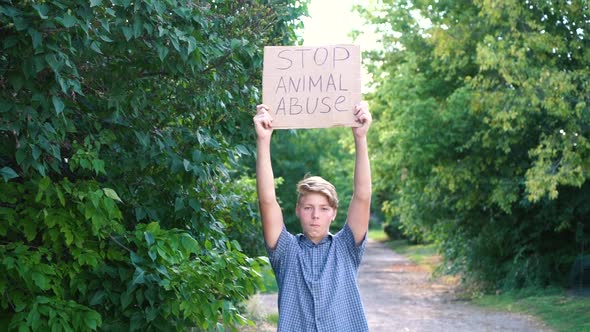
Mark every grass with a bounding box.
[369,228,590,332]
[385,239,438,265]
[266,313,279,325]
[474,288,590,332]
[369,229,439,272]
[367,228,389,242]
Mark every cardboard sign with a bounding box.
[262,45,361,129]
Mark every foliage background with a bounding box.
[0,0,308,330]
[270,127,360,234]
[2,0,589,330]
[356,0,589,290]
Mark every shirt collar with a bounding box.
[297,232,333,247]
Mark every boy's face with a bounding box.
[296,192,337,244]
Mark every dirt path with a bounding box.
[358,239,551,332]
[251,239,552,331]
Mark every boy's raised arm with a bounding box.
[254,104,284,249]
[347,101,373,245]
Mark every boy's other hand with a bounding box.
[254,104,273,140]
[352,101,372,138]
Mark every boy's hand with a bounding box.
[254,104,273,140]
[352,101,372,138]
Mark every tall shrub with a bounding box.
[0,0,307,330]
[358,0,589,289]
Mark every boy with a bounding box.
[253,102,372,331]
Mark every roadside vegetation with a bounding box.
[358,0,589,293]
[1,1,307,330]
[475,288,590,332]
[369,230,590,332]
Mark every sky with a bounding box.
[298,0,379,92]
[299,0,378,46]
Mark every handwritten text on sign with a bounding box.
[263,45,361,129]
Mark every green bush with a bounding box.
[383,218,403,240]
[0,0,308,330]
[359,0,590,290]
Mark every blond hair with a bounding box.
[296,175,339,209]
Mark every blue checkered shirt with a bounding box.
[267,223,369,332]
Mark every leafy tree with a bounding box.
[0,0,307,330]
[358,0,589,289]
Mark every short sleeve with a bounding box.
[335,223,367,268]
[265,226,295,273]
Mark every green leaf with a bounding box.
[144,231,154,246]
[31,145,41,160]
[133,17,143,38]
[174,197,184,212]
[120,290,133,310]
[230,39,241,50]
[103,188,122,202]
[62,227,74,246]
[121,27,133,41]
[60,14,77,28]
[34,163,46,177]
[45,54,61,72]
[145,221,160,233]
[8,73,23,91]
[180,233,199,253]
[15,148,26,166]
[32,4,48,19]
[84,311,102,330]
[0,167,19,182]
[130,252,143,265]
[155,264,169,277]
[98,34,113,43]
[170,35,180,52]
[132,267,145,285]
[148,247,157,261]
[52,96,65,115]
[29,29,43,50]
[55,186,65,206]
[90,41,102,54]
[23,219,37,241]
[39,176,51,191]
[91,159,105,175]
[90,0,103,7]
[188,198,200,212]
[89,190,102,208]
[99,18,111,33]
[89,291,105,306]
[235,144,249,156]
[0,6,19,18]
[31,271,51,290]
[187,36,197,55]
[13,16,28,31]
[157,44,169,61]
[230,240,242,251]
